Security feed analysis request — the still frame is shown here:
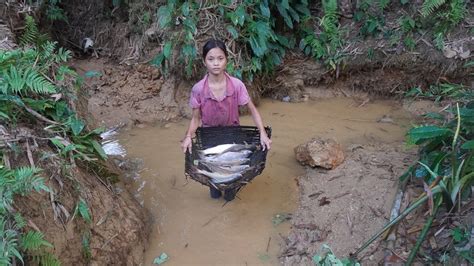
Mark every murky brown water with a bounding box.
[119,98,411,265]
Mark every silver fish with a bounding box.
[200,143,256,156]
[201,162,250,175]
[200,144,235,155]
[201,157,250,165]
[197,169,241,184]
[205,150,252,161]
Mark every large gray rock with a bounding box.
[294,138,345,169]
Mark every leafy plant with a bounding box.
[313,244,360,266]
[44,0,67,22]
[420,0,467,39]
[74,198,92,224]
[0,165,59,264]
[353,88,474,263]
[299,0,345,72]
[151,0,309,81]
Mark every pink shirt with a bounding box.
[189,73,250,127]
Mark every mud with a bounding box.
[115,98,415,265]
[281,144,417,265]
[3,125,148,265]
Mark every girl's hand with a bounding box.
[260,132,272,151]
[181,135,192,153]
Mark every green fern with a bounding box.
[13,214,26,229]
[37,253,61,266]
[21,231,53,251]
[2,66,57,95]
[421,0,447,17]
[378,0,390,10]
[20,15,40,46]
[12,167,50,196]
[0,218,23,264]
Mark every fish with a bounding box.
[201,162,250,175]
[200,143,256,156]
[210,150,252,161]
[200,144,235,155]
[197,169,242,184]
[200,157,250,165]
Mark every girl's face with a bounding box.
[204,47,227,76]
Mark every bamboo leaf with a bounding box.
[461,140,474,150]
[69,116,85,136]
[91,140,107,160]
[407,125,450,144]
[163,42,173,59]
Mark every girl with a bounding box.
[181,39,272,200]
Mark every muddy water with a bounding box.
[119,98,411,265]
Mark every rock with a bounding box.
[443,47,457,58]
[294,138,345,169]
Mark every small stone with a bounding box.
[443,47,457,58]
[282,96,291,102]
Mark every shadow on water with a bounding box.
[118,98,411,265]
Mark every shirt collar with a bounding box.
[203,72,235,100]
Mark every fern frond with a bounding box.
[24,68,57,94]
[37,252,61,266]
[378,0,390,10]
[0,218,23,264]
[3,66,56,95]
[20,15,40,46]
[12,166,50,195]
[21,231,53,251]
[13,213,26,229]
[421,0,447,17]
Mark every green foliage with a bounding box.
[299,0,344,71]
[44,0,67,22]
[421,0,447,17]
[405,83,472,102]
[75,198,92,224]
[82,231,92,261]
[312,244,360,266]
[21,231,53,251]
[421,0,467,37]
[1,16,106,163]
[0,165,57,264]
[0,167,50,213]
[354,0,387,37]
[355,83,473,261]
[451,226,469,243]
[152,0,309,80]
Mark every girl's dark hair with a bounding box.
[202,39,228,59]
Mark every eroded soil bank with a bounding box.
[114,98,418,265]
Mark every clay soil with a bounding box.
[280,144,417,265]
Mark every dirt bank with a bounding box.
[280,143,417,265]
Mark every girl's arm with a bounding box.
[247,100,272,151]
[181,108,201,153]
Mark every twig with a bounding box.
[23,104,60,125]
[3,153,11,169]
[333,191,350,199]
[25,140,35,168]
[202,215,218,227]
[347,213,353,235]
[328,175,342,181]
[100,233,119,249]
[266,237,271,252]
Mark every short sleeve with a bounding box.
[189,84,201,108]
[235,79,250,106]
